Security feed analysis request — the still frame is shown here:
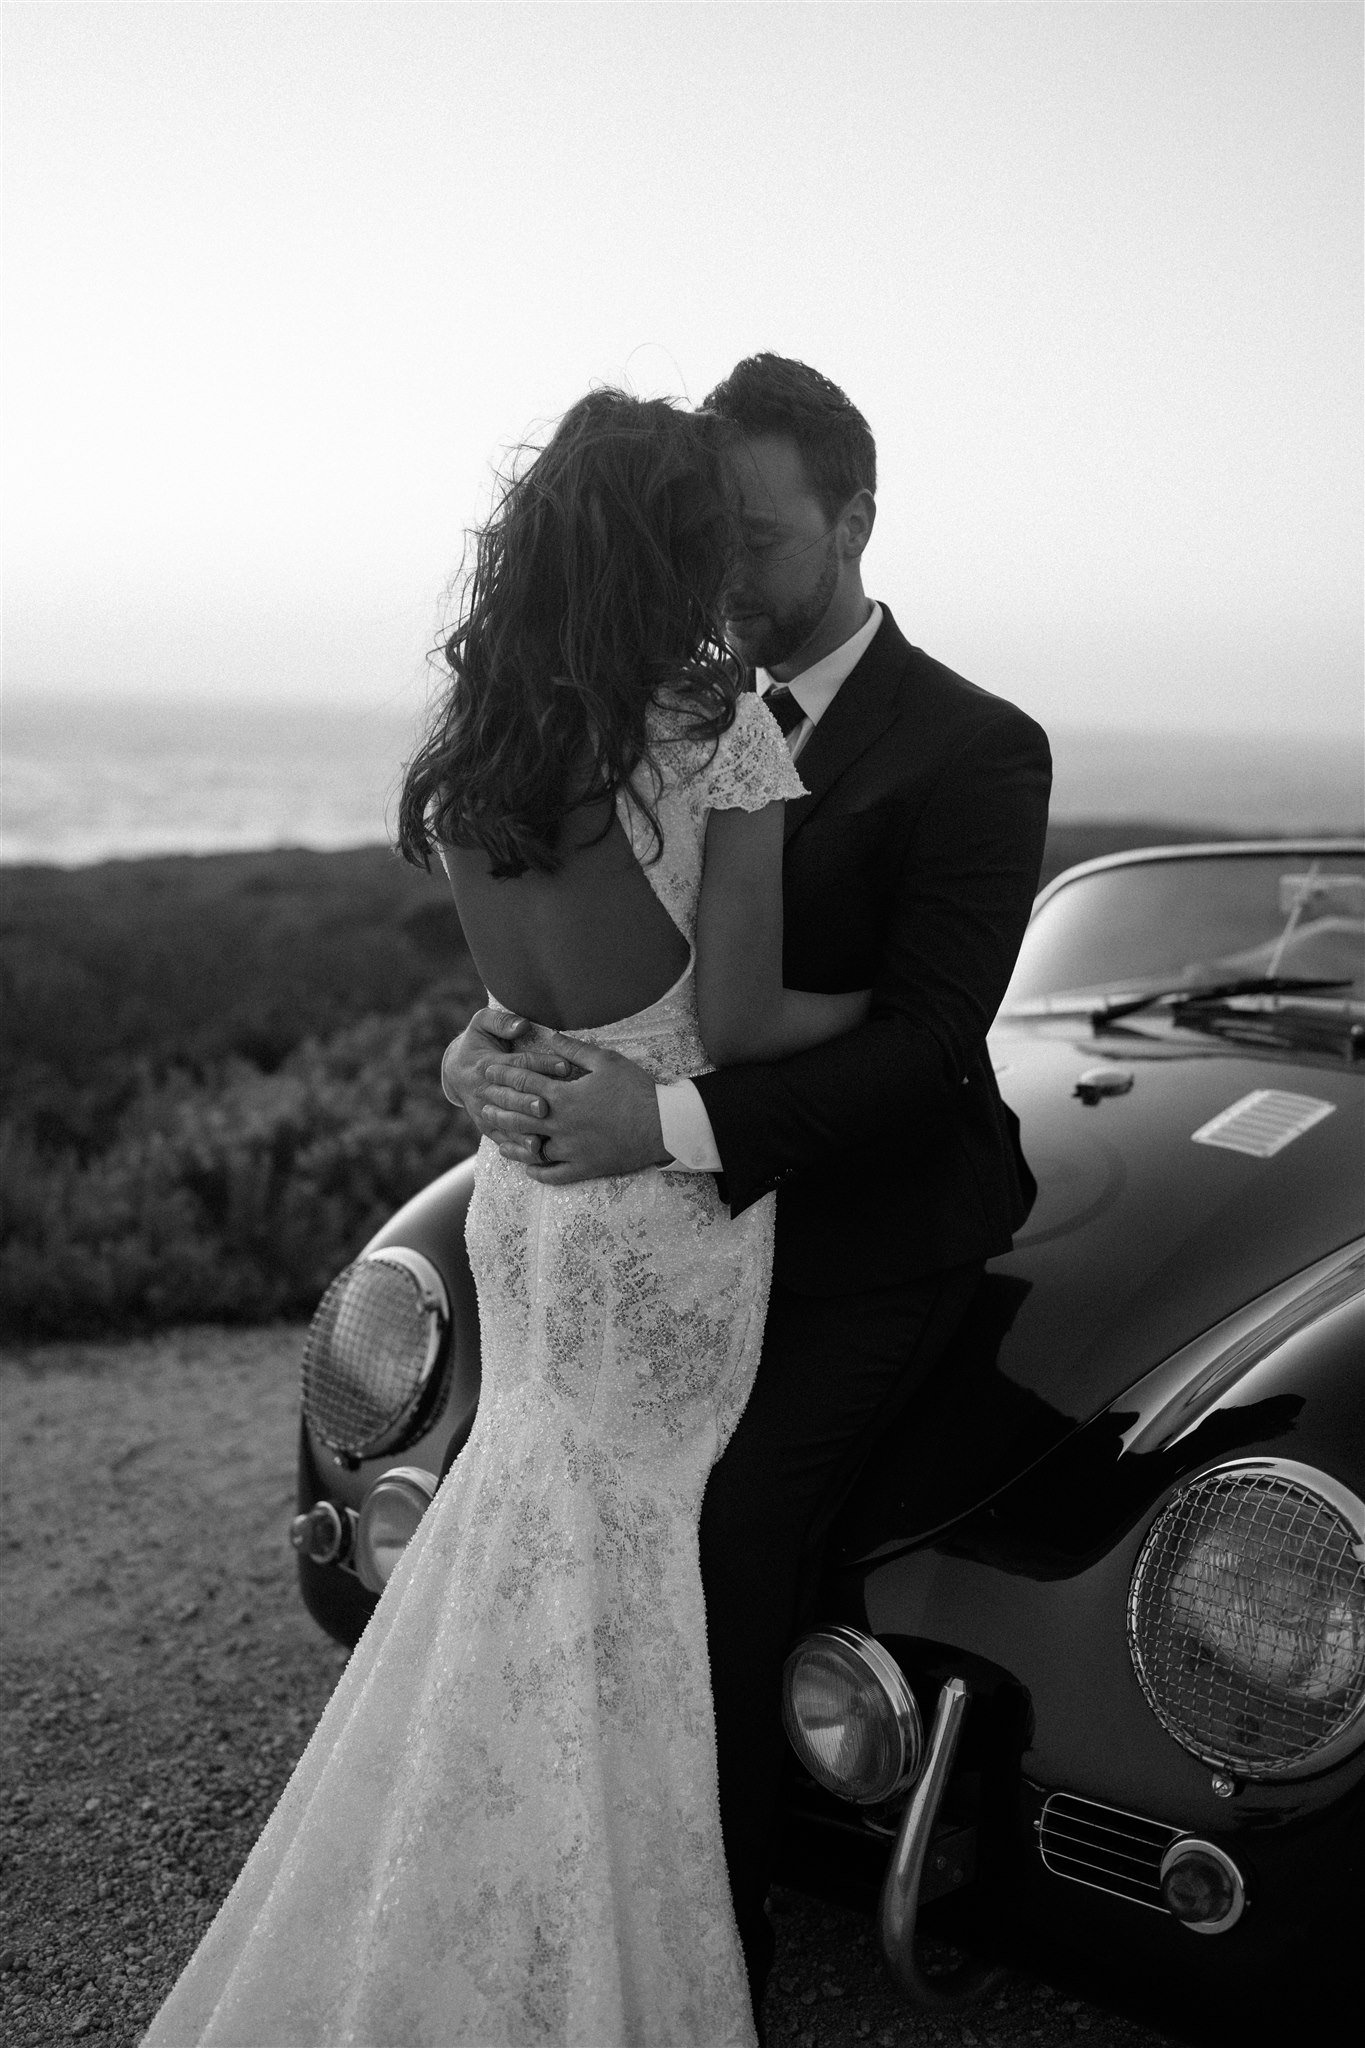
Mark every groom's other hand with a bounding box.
[441,1010,671,1183]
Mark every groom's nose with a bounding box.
[721,564,760,614]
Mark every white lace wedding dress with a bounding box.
[142,695,804,2048]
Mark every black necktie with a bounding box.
[764,685,807,738]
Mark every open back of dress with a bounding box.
[443,794,692,1031]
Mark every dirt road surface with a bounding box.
[1,1328,1194,2048]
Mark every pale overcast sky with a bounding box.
[4,1,1361,736]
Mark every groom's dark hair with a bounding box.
[702,354,876,520]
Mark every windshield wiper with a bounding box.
[1091,976,1353,1029]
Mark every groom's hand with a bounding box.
[477,1031,672,1184]
[441,1008,574,1128]
[441,1008,670,1182]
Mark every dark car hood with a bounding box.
[991,1018,1361,1409]
[834,1020,1363,1557]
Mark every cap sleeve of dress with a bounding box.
[705,693,808,813]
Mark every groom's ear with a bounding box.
[838,489,876,561]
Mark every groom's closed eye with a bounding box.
[740,522,832,564]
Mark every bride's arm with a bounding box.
[695,800,869,1065]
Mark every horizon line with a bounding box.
[4,689,1360,748]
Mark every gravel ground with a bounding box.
[0,1327,1190,2048]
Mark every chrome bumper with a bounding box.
[878,1677,1005,2010]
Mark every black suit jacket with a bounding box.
[693,606,1052,1295]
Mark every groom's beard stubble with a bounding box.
[725,537,840,673]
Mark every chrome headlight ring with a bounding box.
[354,1465,438,1593]
[782,1626,925,1806]
[1128,1457,1365,1780]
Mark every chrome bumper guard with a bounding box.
[878,1677,1005,2010]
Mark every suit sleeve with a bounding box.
[693,706,1052,1215]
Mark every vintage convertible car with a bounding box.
[290,837,1364,2017]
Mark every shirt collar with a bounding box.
[758,602,883,728]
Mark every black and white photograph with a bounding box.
[3,5,1362,2046]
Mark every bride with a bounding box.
[142,389,868,2047]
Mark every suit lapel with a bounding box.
[782,609,909,845]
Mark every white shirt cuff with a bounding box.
[656,1079,723,1173]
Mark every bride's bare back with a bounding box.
[445,701,870,1065]
[444,794,692,1030]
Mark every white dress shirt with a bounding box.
[657,602,883,1171]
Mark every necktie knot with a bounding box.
[763,685,806,738]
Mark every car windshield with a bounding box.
[1003,850,1365,1014]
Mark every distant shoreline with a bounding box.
[4,816,1363,883]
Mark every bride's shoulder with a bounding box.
[643,690,725,771]
[649,688,774,752]
[703,695,807,812]
[726,692,786,743]
[644,691,804,812]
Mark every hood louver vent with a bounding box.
[1191,1089,1335,1158]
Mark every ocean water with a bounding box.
[3,698,425,867]
[2,695,1361,868]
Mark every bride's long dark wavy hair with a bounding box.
[397,390,742,879]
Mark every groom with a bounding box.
[442,354,1052,2020]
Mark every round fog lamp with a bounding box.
[290,1501,348,1566]
[355,1466,437,1593]
[1159,1839,1246,1934]
[781,1627,923,1805]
